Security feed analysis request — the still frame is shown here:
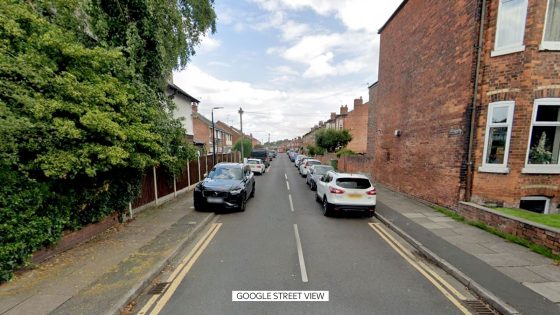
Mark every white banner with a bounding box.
[232,291,329,302]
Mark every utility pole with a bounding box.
[238,107,244,162]
[268,133,270,145]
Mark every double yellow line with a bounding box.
[368,222,472,315]
[138,223,223,315]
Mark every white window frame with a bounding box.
[522,98,560,174]
[479,101,515,173]
[520,196,550,214]
[541,0,560,51]
[491,0,528,57]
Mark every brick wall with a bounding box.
[471,0,560,210]
[345,97,369,154]
[459,202,560,254]
[366,83,378,157]
[192,109,210,149]
[372,0,479,208]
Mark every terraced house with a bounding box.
[371,0,560,213]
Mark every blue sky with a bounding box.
[174,0,403,143]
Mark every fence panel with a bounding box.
[156,167,174,198]
[132,170,156,208]
[176,165,190,190]
[189,159,200,184]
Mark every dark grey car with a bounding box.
[306,164,334,190]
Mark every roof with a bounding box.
[368,81,379,89]
[168,83,200,103]
[378,0,408,34]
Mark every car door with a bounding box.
[317,173,331,199]
[244,166,254,196]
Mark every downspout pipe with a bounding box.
[465,0,487,202]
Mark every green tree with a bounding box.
[315,129,353,153]
[233,138,253,158]
[0,0,215,281]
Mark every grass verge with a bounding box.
[430,205,560,262]
[491,207,560,229]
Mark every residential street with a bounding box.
[135,155,478,315]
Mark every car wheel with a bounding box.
[250,183,255,198]
[322,197,332,217]
[239,193,247,212]
[315,192,321,202]
[311,182,317,191]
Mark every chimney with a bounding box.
[330,112,336,119]
[354,97,363,108]
[191,102,198,113]
[340,105,348,115]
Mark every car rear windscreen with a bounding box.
[251,151,267,158]
[307,161,321,165]
[336,178,371,189]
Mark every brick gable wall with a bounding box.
[372,0,479,208]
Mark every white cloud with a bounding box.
[198,34,221,52]
[250,0,402,32]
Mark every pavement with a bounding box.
[375,184,560,315]
[0,190,215,315]
[0,164,559,314]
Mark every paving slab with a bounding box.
[523,282,560,303]
[497,266,549,283]
[402,212,427,218]
[4,294,70,315]
[528,265,560,282]
[419,222,454,229]
[454,242,498,255]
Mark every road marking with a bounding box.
[285,173,288,180]
[288,194,294,212]
[368,223,471,315]
[286,181,290,191]
[140,223,223,315]
[293,224,308,283]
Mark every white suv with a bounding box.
[315,171,376,217]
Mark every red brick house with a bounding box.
[345,97,369,154]
[371,0,560,213]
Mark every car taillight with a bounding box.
[329,186,345,194]
[367,188,377,195]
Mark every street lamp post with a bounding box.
[238,107,244,162]
[211,107,223,166]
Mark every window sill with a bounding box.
[522,165,560,174]
[491,45,525,57]
[478,165,510,174]
[540,42,560,51]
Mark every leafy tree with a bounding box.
[315,129,353,153]
[254,144,264,149]
[0,0,215,281]
[233,138,253,158]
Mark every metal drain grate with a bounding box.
[148,282,170,295]
[464,300,497,315]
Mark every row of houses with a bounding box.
[292,0,560,215]
[300,97,370,154]
[166,82,260,155]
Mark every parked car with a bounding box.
[270,150,277,158]
[288,151,297,161]
[315,171,376,217]
[247,158,265,175]
[306,164,334,190]
[250,149,270,168]
[194,163,255,212]
[294,155,307,168]
[299,159,321,177]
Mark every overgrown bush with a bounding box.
[0,0,214,281]
[336,148,356,158]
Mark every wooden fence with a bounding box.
[131,152,241,212]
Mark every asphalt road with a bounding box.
[149,155,469,315]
